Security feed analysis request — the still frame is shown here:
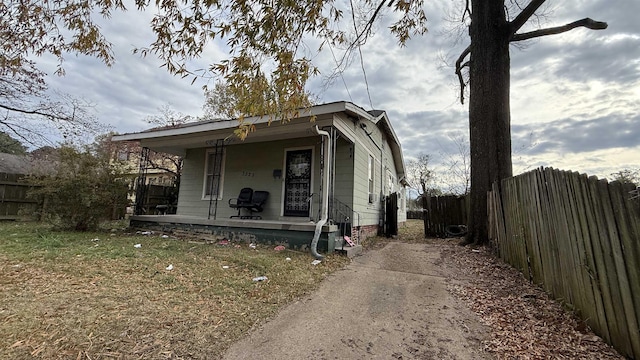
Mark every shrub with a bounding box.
[27,145,129,231]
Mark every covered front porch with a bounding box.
[112,102,380,257]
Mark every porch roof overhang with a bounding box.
[112,102,374,156]
[112,101,406,182]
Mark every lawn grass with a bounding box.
[0,221,349,359]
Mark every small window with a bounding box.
[203,148,225,199]
[117,150,129,161]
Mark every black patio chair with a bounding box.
[229,187,253,218]
[245,191,269,219]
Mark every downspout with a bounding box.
[311,125,331,260]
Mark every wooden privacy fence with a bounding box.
[135,184,178,215]
[423,195,468,237]
[0,172,39,220]
[488,167,640,359]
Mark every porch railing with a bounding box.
[330,197,361,247]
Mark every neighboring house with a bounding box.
[0,151,56,176]
[113,101,407,255]
[113,141,181,186]
[110,139,182,214]
[0,152,32,175]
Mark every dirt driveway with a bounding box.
[223,241,491,359]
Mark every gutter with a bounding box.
[310,125,331,260]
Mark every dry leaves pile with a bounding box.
[438,241,624,359]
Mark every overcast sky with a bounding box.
[39,0,639,188]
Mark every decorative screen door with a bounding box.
[284,149,312,217]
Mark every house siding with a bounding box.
[352,128,382,228]
[175,128,402,228]
[177,137,323,220]
[115,102,407,248]
[342,114,406,233]
[381,132,407,224]
[333,137,354,215]
[176,147,207,216]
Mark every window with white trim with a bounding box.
[203,148,225,199]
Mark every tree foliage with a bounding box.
[405,153,434,196]
[144,103,194,128]
[438,132,470,196]
[26,144,130,231]
[1,2,107,145]
[0,131,27,155]
[202,80,240,121]
[2,0,426,138]
[611,169,639,186]
[1,0,118,75]
[136,0,425,135]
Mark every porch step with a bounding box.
[335,244,363,258]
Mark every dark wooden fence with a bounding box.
[0,172,38,220]
[384,192,398,237]
[135,184,178,215]
[488,167,640,359]
[423,195,468,237]
[0,172,128,221]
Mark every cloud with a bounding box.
[39,7,222,137]
[22,0,638,183]
[514,112,640,155]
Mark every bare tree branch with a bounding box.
[0,118,42,146]
[463,0,471,20]
[512,18,608,41]
[508,0,546,36]
[354,0,388,46]
[455,46,470,104]
[0,103,57,119]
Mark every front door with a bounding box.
[284,149,312,217]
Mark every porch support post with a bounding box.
[134,147,150,215]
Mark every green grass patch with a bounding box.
[0,221,349,359]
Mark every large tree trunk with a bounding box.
[466,1,513,245]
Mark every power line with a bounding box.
[357,45,373,110]
[326,40,353,103]
[350,0,374,110]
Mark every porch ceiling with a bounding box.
[141,118,331,155]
